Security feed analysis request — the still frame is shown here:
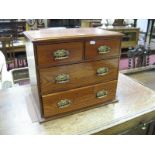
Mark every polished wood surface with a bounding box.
[24,28,123,42]
[42,80,117,118]
[85,38,121,60]
[39,58,119,95]
[37,42,83,67]
[1,73,155,134]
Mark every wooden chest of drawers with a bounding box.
[24,28,123,120]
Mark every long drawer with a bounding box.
[36,42,83,67]
[42,80,117,118]
[39,58,119,95]
[85,38,121,60]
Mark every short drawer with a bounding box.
[39,58,119,95]
[36,42,83,67]
[42,80,117,118]
[85,38,121,60]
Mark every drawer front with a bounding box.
[36,42,83,67]
[85,38,121,60]
[39,58,119,95]
[42,80,117,118]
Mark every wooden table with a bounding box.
[0,37,26,53]
[81,20,102,27]
[0,73,155,135]
[101,26,139,49]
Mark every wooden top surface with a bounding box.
[1,73,155,135]
[23,28,123,42]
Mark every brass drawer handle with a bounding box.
[57,99,72,108]
[55,74,70,84]
[53,49,70,60]
[96,67,109,76]
[98,45,111,54]
[96,90,108,99]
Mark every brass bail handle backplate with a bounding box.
[53,49,70,60]
[96,90,108,99]
[57,99,72,108]
[98,45,111,54]
[55,74,70,84]
[96,67,109,76]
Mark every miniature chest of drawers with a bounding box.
[24,28,123,121]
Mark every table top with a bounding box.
[0,73,155,135]
[23,28,123,42]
